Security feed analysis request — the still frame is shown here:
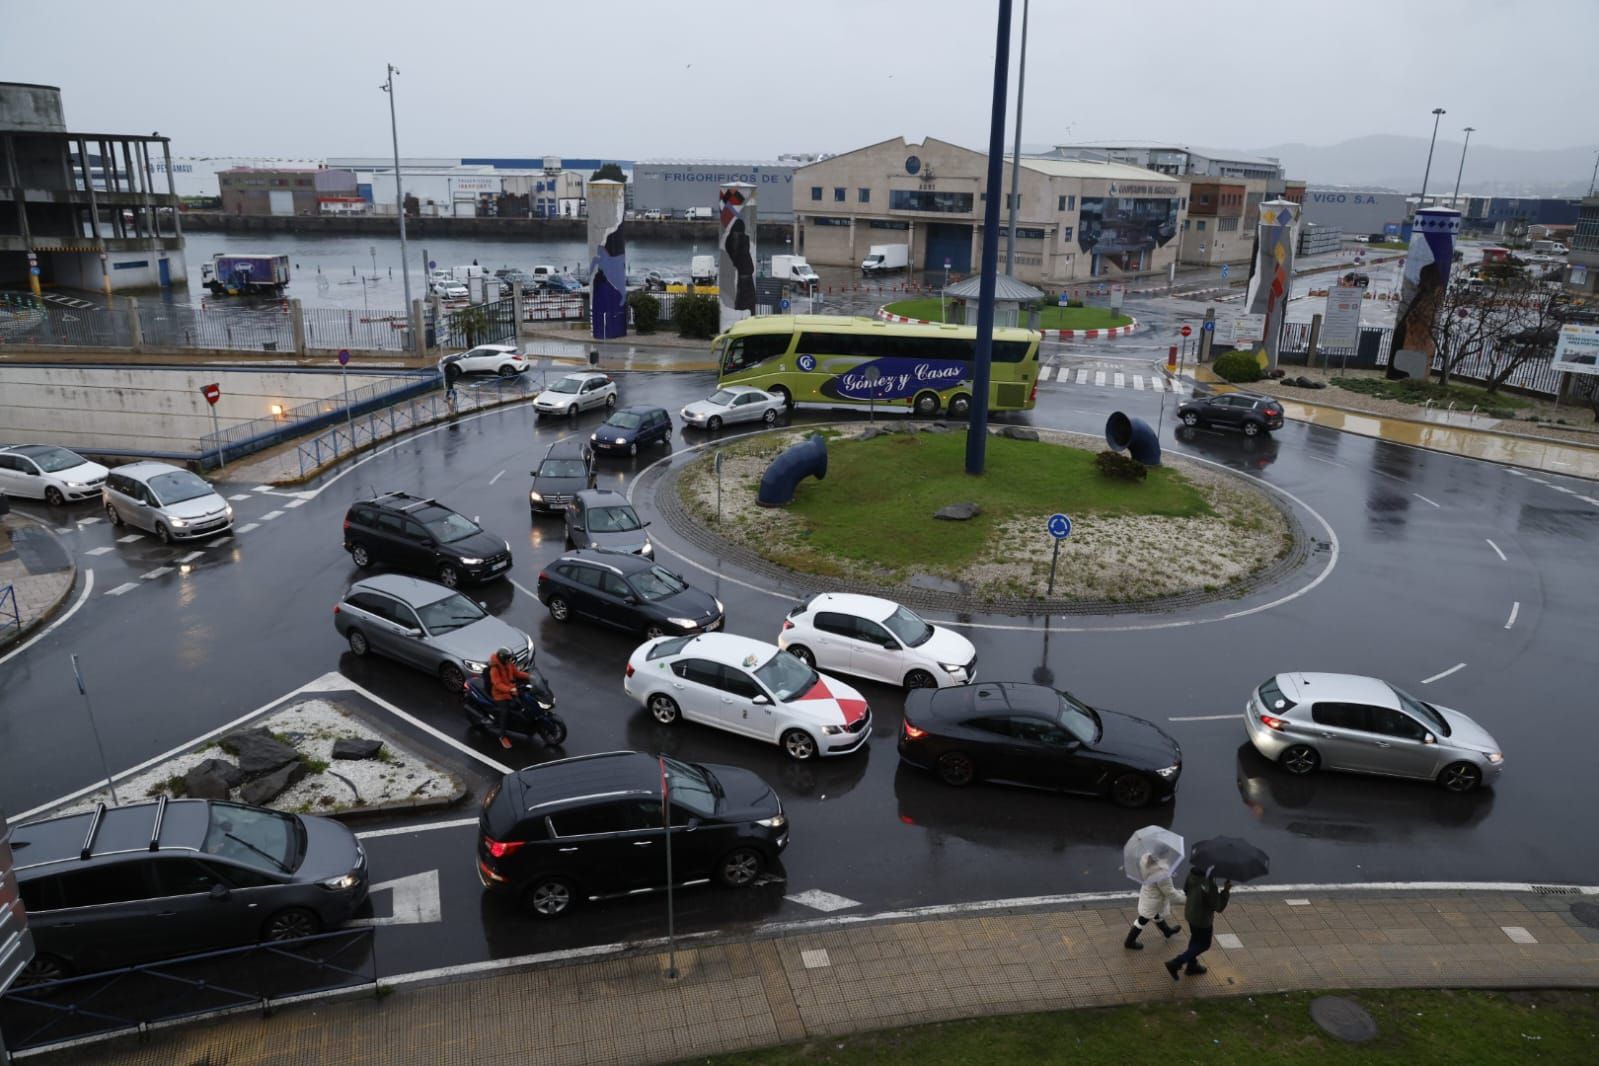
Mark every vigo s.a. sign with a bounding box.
[1309,193,1380,204]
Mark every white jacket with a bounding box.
[1137,877,1184,921]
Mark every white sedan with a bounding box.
[624,633,871,761]
[533,372,618,417]
[778,592,977,689]
[0,444,109,505]
[440,344,528,378]
[680,386,785,431]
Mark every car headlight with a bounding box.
[224,504,234,519]
[320,873,360,890]
[613,436,627,444]
[939,662,967,675]
[529,491,543,503]
[67,481,89,489]
[756,813,787,829]
[714,598,724,615]
[1486,752,1504,764]
[464,659,488,673]
[457,556,484,565]
[169,517,189,528]
[666,617,698,630]
[822,724,845,735]
[1155,764,1181,780]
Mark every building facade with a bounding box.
[218,167,357,216]
[1566,196,1599,296]
[792,137,1187,285]
[1299,187,1411,236]
[1041,141,1285,185]
[633,159,807,220]
[1177,179,1268,265]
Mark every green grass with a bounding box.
[1330,375,1529,414]
[884,298,1131,331]
[782,433,1210,574]
[681,988,1599,1066]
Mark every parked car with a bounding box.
[778,593,976,690]
[898,681,1182,807]
[641,209,665,221]
[680,386,785,431]
[538,549,723,638]
[103,462,232,544]
[342,490,512,587]
[528,438,595,516]
[10,797,368,984]
[476,751,787,918]
[439,344,528,380]
[643,270,685,292]
[590,405,671,456]
[431,279,468,300]
[1176,392,1284,437]
[532,371,618,417]
[0,444,108,505]
[563,488,652,556]
[1243,672,1504,793]
[624,633,872,761]
[334,572,535,690]
[540,274,583,295]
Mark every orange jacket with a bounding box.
[488,658,530,701]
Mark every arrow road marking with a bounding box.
[349,869,442,927]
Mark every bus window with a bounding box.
[722,338,745,373]
[724,332,793,371]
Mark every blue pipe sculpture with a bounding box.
[1105,411,1162,466]
[757,433,828,507]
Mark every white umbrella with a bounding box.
[1123,825,1185,885]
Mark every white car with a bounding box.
[432,279,468,300]
[439,344,528,379]
[624,633,872,761]
[680,386,785,431]
[778,593,977,689]
[533,372,618,417]
[0,444,109,505]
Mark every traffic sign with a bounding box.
[944,257,952,270]
[1180,325,1192,337]
[779,299,791,312]
[200,383,221,406]
[1047,513,1073,539]
[1220,264,1230,280]
[428,260,437,270]
[30,266,40,276]
[338,349,351,366]
[1201,320,1215,332]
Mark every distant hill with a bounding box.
[1251,135,1594,197]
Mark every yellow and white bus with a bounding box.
[713,315,1041,418]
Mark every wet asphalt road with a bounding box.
[2,360,1597,977]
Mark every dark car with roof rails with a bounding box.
[343,490,512,587]
[476,750,787,918]
[537,549,723,638]
[590,404,671,456]
[528,438,595,516]
[1177,391,1284,437]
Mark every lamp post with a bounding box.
[380,65,413,323]
[1003,0,1030,276]
[1419,107,1446,206]
[1451,127,1476,205]
[1589,149,1599,197]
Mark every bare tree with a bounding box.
[1426,262,1558,391]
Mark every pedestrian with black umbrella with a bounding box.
[1164,836,1268,980]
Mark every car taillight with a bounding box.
[903,721,927,739]
[484,836,525,859]
[781,619,793,630]
[342,516,350,531]
[333,604,340,615]
[537,570,548,582]
[625,662,635,677]
[1260,713,1287,731]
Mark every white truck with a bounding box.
[861,243,909,275]
[684,207,714,220]
[770,255,821,286]
[690,255,717,286]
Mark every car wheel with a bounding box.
[629,442,638,456]
[771,385,793,410]
[707,415,723,431]
[948,394,973,419]
[347,629,369,657]
[936,751,975,787]
[262,906,321,941]
[762,407,778,424]
[781,728,817,761]
[498,365,517,377]
[912,391,940,417]
[1243,421,1261,437]
[714,847,765,888]
[786,644,815,667]
[15,953,72,988]
[438,563,460,588]
[350,543,372,569]
[439,661,466,692]
[1279,744,1319,776]
[904,669,938,690]
[648,693,680,725]
[643,623,668,640]
[567,404,578,417]
[1438,761,1482,793]
[156,523,174,545]
[1182,412,1200,427]
[1110,772,1155,809]
[523,876,577,919]
[44,486,66,507]
[605,393,617,409]
[105,503,123,526]
[548,596,571,622]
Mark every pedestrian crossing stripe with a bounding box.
[1035,364,1188,394]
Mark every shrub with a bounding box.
[673,293,719,339]
[1095,449,1148,482]
[1214,349,1263,383]
[1067,297,1085,308]
[627,291,660,334]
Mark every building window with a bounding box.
[1067,195,1076,210]
[811,186,821,201]
[890,189,974,213]
[1196,220,1206,231]
[1183,220,1190,230]
[868,219,910,230]
[812,217,851,227]
[1199,194,1210,205]
[1219,218,1238,232]
[1060,226,1073,240]
[1059,195,1066,211]
[858,188,870,204]
[833,187,845,202]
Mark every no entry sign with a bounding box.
[1180,325,1193,338]
[201,383,221,406]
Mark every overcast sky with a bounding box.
[5,0,1594,161]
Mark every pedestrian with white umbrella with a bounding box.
[1121,826,1184,951]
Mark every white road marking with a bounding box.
[1413,493,1441,508]
[1076,368,1089,385]
[1094,370,1107,387]
[282,498,307,508]
[1485,538,1506,561]
[356,817,478,840]
[1168,714,1238,722]
[176,550,203,563]
[1306,455,1342,467]
[235,522,259,534]
[1504,602,1519,630]
[1528,477,1549,485]
[1502,926,1538,944]
[1285,899,1311,906]
[1132,374,1144,390]
[0,570,94,668]
[297,673,514,775]
[1038,366,1054,382]
[76,516,101,527]
[252,484,275,492]
[1420,663,1466,684]
[509,578,538,599]
[117,533,143,543]
[258,510,284,521]
[54,527,73,535]
[104,582,138,596]
[83,546,114,556]
[140,566,173,580]
[1215,932,1243,949]
[1112,372,1126,388]
[349,870,442,927]
[801,949,832,970]
[786,889,862,913]
[1581,497,1599,505]
[489,469,506,485]
[1553,486,1576,494]
[228,494,251,501]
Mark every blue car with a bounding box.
[591,405,672,456]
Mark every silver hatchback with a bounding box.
[1244,672,1504,793]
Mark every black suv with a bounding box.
[10,797,368,984]
[537,549,723,638]
[344,491,512,587]
[1177,392,1285,437]
[477,751,787,918]
[528,438,595,517]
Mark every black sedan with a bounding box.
[590,405,672,456]
[1176,392,1284,437]
[537,549,723,638]
[898,682,1182,807]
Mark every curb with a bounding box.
[0,513,79,653]
[1268,391,1599,458]
[875,305,1138,339]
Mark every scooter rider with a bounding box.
[488,648,530,750]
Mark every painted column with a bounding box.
[1242,199,1301,369]
[718,182,756,332]
[1390,207,1461,378]
[587,180,627,340]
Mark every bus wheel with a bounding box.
[771,385,793,410]
[948,394,973,419]
[913,391,940,418]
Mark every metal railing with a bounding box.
[0,584,18,638]
[439,296,517,349]
[302,306,412,353]
[142,301,296,351]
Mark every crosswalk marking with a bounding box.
[1076,368,1089,384]
[1094,370,1106,387]
[117,534,143,543]
[1113,372,1125,388]
[84,546,114,556]
[1132,374,1144,390]
[140,566,173,580]
[1040,363,1186,395]
[105,582,138,597]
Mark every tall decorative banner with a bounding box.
[719,182,757,331]
[1390,207,1461,378]
[1242,199,1301,369]
[587,180,627,340]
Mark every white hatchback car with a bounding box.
[778,593,976,689]
[533,372,619,417]
[439,344,528,379]
[0,444,109,505]
[680,386,785,431]
[624,633,872,761]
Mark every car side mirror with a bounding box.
[209,883,231,901]
[752,694,771,706]
[624,596,639,606]
[685,817,702,830]
[407,626,424,637]
[1423,733,1436,745]
[641,520,652,528]
[421,539,437,549]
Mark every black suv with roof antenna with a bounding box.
[343,490,513,587]
[8,797,368,985]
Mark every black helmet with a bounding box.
[495,647,513,664]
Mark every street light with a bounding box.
[1451,127,1476,205]
[1589,149,1599,197]
[1003,0,1031,276]
[1419,107,1446,206]
[380,65,413,326]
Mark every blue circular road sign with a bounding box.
[1047,513,1072,539]
[338,348,350,365]
[1202,320,1215,332]
[1220,264,1231,279]
[779,299,791,311]
[428,260,437,270]
[30,266,41,276]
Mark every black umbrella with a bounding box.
[1189,836,1270,882]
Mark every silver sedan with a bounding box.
[680,386,785,431]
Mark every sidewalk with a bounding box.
[30,886,1599,1065]
[0,512,76,651]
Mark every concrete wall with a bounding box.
[0,83,66,133]
[0,366,407,457]
[47,248,189,291]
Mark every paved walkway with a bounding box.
[0,512,75,650]
[29,886,1599,1065]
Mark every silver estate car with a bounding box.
[103,462,233,543]
[1244,672,1504,793]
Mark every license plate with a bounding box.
[708,617,723,631]
[491,560,509,572]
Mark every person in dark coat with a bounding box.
[1165,866,1230,979]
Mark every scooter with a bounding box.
[461,672,567,747]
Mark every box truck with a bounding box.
[861,243,908,275]
[771,255,820,286]
[690,255,718,285]
[684,207,714,220]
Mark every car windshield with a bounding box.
[22,447,86,473]
[548,377,583,394]
[147,470,215,505]
[706,390,737,407]
[1057,690,1100,744]
[586,505,643,533]
[662,756,719,818]
[755,650,816,703]
[538,459,587,478]
[631,566,687,601]
[606,411,644,430]
[415,591,487,634]
[881,605,934,647]
[422,511,481,544]
[1391,685,1452,736]
[202,802,299,873]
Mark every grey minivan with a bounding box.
[103,461,233,543]
[563,488,652,556]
